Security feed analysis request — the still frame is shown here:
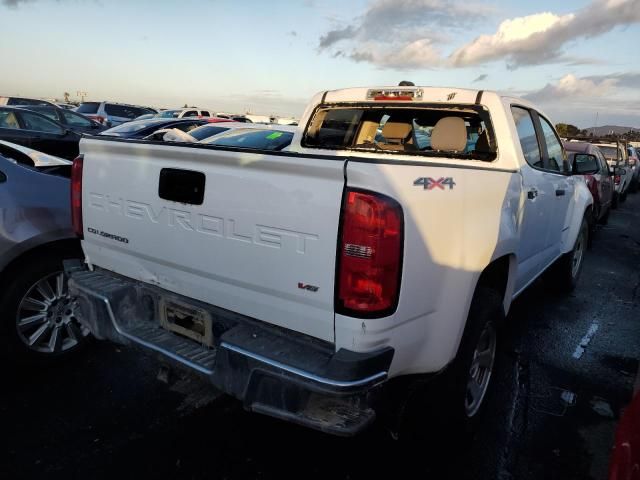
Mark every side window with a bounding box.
[539,116,564,172]
[200,111,210,117]
[511,107,542,169]
[105,104,142,119]
[19,111,64,134]
[36,108,59,121]
[0,111,20,129]
[62,110,93,127]
[183,110,198,117]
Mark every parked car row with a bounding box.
[563,139,639,231]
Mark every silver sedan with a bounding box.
[0,141,88,359]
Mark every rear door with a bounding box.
[511,106,554,292]
[596,149,613,208]
[535,114,573,260]
[80,140,345,342]
[17,110,79,160]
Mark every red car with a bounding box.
[609,376,640,480]
[205,117,234,123]
[565,141,615,227]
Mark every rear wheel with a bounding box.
[599,207,610,225]
[400,288,503,442]
[612,192,619,209]
[0,252,89,361]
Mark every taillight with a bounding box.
[336,189,403,317]
[615,175,621,185]
[71,155,84,238]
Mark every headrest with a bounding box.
[431,117,467,152]
[382,121,412,140]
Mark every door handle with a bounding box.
[555,189,566,196]
[527,189,538,200]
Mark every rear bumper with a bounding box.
[66,263,393,436]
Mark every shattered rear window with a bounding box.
[302,104,496,161]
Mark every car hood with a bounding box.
[0,140,72,166]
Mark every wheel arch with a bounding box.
[0,238,82,296]
[475,253,517,316]
[562,182,594,254]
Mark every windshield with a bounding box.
[201,128,293,150]
[188,125,231,141]
[303,105,496,160]
[156,110,181,118]
[100,119,167,134]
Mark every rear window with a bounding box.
[76,102,100,114]
[189,125,230,141]
[598,146,619,160]
[302,105,496,160]
[7,97,48,106]
[203,129,293,150]
[104,104,146,119]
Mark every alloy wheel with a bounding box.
[15,271,89,354]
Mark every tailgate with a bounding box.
[79,139,345,342]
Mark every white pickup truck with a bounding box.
[67,86,592,436]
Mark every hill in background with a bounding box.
[584,125,640,136]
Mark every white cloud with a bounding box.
[349,39,443,69]
[449,12,575,67]
[522,73,640,127]
[524,74,618,102]
[450,0,640,68]
[318,0,490,55]
[319,0,640,69]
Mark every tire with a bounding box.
[612,192,619,209]
[400,287,504,444]
[599,207,610,225]
[621,186,628,203]
[546,218,588,293]
[0,251,89,362]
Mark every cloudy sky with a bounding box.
[1,0,639,127]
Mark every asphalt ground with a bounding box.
[2,193,639,480]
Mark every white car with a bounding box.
[155,108,214,119]
[66,85,592,437]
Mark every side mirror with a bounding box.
[613,166,627,176]
[572,153,599,175]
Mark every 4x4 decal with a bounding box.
[413,177,456,190]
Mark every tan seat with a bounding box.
[378,121,415,151]
[431,117,467,153]
[0,112,19,129]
